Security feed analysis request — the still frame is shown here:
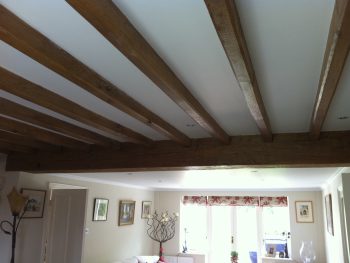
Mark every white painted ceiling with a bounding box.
[50,167,344,190]
[0,0,348,141]
[1,0,349,189]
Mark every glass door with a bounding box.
[208,206,259,263]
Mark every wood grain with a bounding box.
[0,67,152,145]
[310,0,350,138]
[66,0,229,144]
[0,141,33,153]
[204,0,272,141]
[0,97,114,146]
[0,130,58,151]
[6,131,350,172]
[0,115,89,150]
[0,5,190,146]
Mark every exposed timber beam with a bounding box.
[65,0,230,144]
[0,97,114,146]
[0,67,151,145]
[310,0,350,138]
[0,129,58,151]
[0,116,89,150]
[6,131,350,172]
[0,5,190,146]
[204,0,272,141]
[0,141,33,153]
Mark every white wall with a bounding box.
[322,172,345,263]
[13,172,155,263]
[154,190,326,263]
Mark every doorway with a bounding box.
[42,184,87,263]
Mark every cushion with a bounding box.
[136,256,159,263]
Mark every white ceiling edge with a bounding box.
[43,172,324,192]
[43,167,343,192]
[46,173,153,191]
[153,187,323,192]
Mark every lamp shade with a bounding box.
[7,187,28,216]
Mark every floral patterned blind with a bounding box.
[207,196,260,206]
[182,196,208,206]
[259,196,288,207]
[182,196,288,207]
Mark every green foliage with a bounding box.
[231,251,238,258]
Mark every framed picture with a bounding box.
[141,201,152,219]
[325,194,334,235]
[93,198,109,221]
[266,244,276,257]
[295,201,314,223]
[21,188,46,218]
[118,200,136,226]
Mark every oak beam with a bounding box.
[0,141,33,153]
[204,0,272,141]
[0,130,58,151]
[310,0,350,138]
[66,0,229,144]
[0,116,89,150]
[0,97,114,146]
[0,67,150,145]
[6,131,350,172]
[0,5,190,146]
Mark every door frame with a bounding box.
[40,183,88,263]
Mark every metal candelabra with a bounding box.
[146,211,178,262]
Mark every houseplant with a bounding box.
[231,251,238,263]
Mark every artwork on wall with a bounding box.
[21,188,46,218]
[141,201,152,219]
[93,198,109,221]
[295,201,314,223]
[325,194,334,235]
[118,200,136,226]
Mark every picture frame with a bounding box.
[325,194,334,235]
[266,244,276,257]
[93,198,109,221]
[21,188,46,218]
[118,200,136,226]
[141,201,152,219]
[295,201,314,223]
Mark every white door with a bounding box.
[44,189,87,263]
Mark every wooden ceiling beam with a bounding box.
[0,129,58,151]
[0,116,89,150]
[6,131,350,172]
[0,97,114,146]
[310,0,350,138]
[0,5,190,146]
[204,0,272,141]
[66,0,230,144]
[0,140,34,153]
[0,67,151,146]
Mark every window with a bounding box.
[180,204,208,253]
[262,207,291,257]
[180,196,291,263]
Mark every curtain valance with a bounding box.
[182,196,207,206]
[207,196,259,206]
[182,196,288,207]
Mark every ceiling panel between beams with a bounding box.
[322,55,350,131]
[236,0,334,133]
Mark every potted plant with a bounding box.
[231,251,238,263]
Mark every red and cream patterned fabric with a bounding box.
[182,196,207,206]
[259,196,288,207]
[207,196,259,206]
